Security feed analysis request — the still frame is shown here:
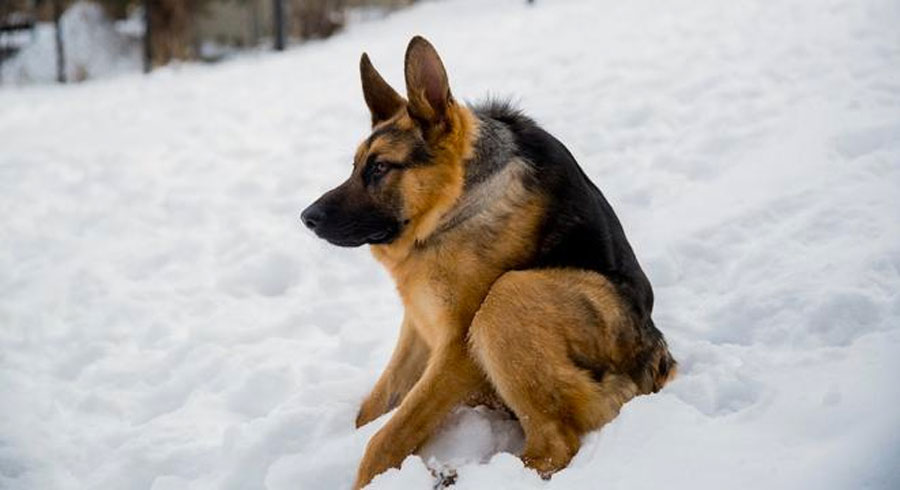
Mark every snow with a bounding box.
[1,1,141,85]
[1,0,899,488]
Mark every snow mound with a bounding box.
[1,0,899,488]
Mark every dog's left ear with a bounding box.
[404,36,453,130]
[361,53,406,127]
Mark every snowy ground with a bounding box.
[2,0,899,488]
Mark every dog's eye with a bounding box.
[372,162,388,176]
[364,161,393,184]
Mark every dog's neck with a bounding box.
[431,116,520,236]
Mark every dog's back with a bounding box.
[468,100,675,392]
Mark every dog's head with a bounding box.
[301,36,473,248]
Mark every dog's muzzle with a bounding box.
[300,201,400,247]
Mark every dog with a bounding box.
[301,36,676,489]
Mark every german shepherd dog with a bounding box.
[301,36,676,488]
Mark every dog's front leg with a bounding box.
[353,343,485,489]
[356,316,429,428]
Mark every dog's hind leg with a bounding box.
[356,316,430,427]
[468,269,647,477]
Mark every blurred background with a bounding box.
[0,0,418,84]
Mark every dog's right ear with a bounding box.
[360,53,405,127]
[404,36,452,131]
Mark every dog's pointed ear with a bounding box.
[404,36,453,129]
[360,53,405,126]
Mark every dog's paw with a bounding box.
[356,391,398,428]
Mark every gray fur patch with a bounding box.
[433,157,531,238]
[464,115,517,189]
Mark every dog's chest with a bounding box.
[397,249,498,348]
[405,284,452,347]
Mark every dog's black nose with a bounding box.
[300,205,325,231]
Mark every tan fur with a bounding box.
[353,113,418,165]
[468,269,646,476]
[365,137,410,165]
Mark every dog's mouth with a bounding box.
[366,229,393,243]
[316,222,401,248]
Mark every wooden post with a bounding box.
[273,0,284,51]
[143,0,152,72]
[52,0,65,83]
[250,0,261,47]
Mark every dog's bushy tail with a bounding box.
[630,325,677,394]
[652,341,678,392]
